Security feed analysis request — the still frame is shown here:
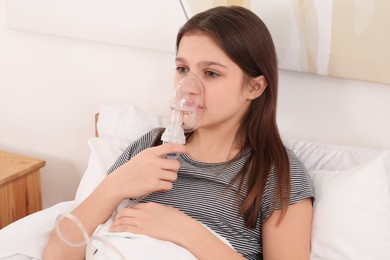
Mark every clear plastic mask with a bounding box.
[161,72,205,144]
[173,72,205,131]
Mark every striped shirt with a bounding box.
[108,129,314,259]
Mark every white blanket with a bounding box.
[0,200,230,260]
[0,200,200,260]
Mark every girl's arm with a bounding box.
[180,216,246,260]
[43,143,185,260]
[262,198,313,260]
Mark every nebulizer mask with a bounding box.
[54,73,204,259]
[161,72,205,145]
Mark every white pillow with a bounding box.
[309,154,390,260]
[97,103,169,143]
[75,137,124,201]
[79,103,170,202]
[285,139,382,171]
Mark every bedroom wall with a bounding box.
[1,0,389,208]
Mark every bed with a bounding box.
[0,103,389,260]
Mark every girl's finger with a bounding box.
[156,180,174,192]
[157,158,181,172]
[115,207,137,220]
[151,143,186,157]
[159,170,178,182]
[110,220,138,232]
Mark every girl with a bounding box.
[44,6,314,260]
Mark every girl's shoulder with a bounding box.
[125,128,164,154]
[286,148,308,173]
[107,128,163,174]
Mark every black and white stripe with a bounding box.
[108,129,314,259]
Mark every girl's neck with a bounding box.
[185,126,242,163]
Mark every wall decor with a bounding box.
[182,0,390,85]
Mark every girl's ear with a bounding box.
[247,75,267,100]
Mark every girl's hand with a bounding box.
[105,143,186,201]
[110,202,245,259]
[110,202,194,244]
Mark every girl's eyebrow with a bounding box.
[175,57,187,64]
[175,57,228,69]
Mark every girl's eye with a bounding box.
[205,71,220,78]
[176,66,188,73]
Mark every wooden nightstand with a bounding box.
[0,151,45,229]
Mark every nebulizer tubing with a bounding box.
[54,72,204,258]
[54,198,144,259]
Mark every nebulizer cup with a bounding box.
[161,72,205,145]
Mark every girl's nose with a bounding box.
[180,73,204,105]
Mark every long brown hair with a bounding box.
[176,6,290,228]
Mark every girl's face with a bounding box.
[175,32,258,130]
